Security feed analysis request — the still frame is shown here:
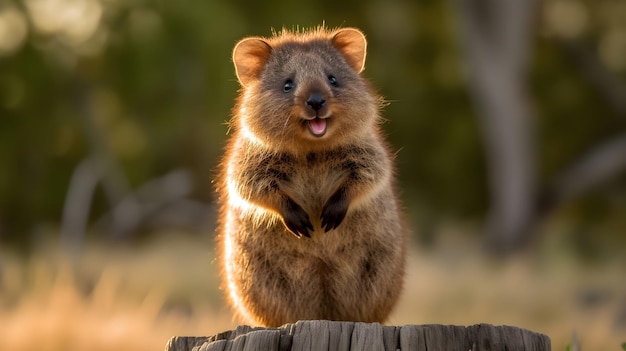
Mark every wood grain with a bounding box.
[165,321,551,351]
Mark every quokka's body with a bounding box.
[217,27,407,327]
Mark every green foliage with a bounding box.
[0,0,625,248]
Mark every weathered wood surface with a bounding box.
[165,320,551,351]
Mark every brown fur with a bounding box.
[216,26,407,327]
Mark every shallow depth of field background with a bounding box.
[1,0,625,350]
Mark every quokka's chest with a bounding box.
[277,156,348,211]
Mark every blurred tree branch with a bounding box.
[61,75,143,252]
[61,157,106,253]
[61,74,211,252]
[538,38,626,214]
[540,134,626,213]
[93,169,210,235]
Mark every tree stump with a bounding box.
[165,320,551,351]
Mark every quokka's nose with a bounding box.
[306,93,326,111]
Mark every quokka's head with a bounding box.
[232,27,381,149]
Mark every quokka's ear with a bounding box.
[232,38,272,87]
[331,28,367,73]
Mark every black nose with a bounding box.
[306,93,326,111]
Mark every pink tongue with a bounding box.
[309,118,327,136]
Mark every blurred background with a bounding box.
[1,0,625,350]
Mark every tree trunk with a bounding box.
[453,0,539,253]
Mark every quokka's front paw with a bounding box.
[321,190,349,232]
[281,198,314,238]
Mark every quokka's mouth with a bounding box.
[306,117,328,137]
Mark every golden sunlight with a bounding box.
[26,0,103,46]
[0,7,28,56]
[239,106,268,147]
[222,211,256,324]
[543,0,588,39]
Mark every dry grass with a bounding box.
[1,230,625,350]
[0,234,237,351]
[393,231,626,350]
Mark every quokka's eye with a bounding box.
[328,75,338,86]
[283,80,294,92]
